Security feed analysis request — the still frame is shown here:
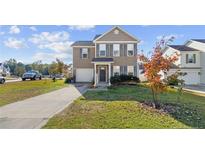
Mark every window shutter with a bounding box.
[106,44,109,57]
[110,44,113,57]
[80,48,82,59]
[87,48,90,59]
[120,66,123,75]
[193,54,196,63]
[124,66,127,75]
[186,54,188,63]
[124,44,127,56]
[134,44,137,56]
[96,44,99,57]
[111,65,113,76]
[120,44,124,56]
[134,65,137,76]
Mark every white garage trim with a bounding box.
[76,68,94,82]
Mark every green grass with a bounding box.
[0,79,67,107]
[44,100,188,128]
[44,84,205,128]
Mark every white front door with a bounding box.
[76,68,93,82]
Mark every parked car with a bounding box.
[0,75,5,84]
[22,70,42,81]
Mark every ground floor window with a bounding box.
[113,66,120,76]
[127,66,134,75]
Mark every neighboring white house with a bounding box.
[0,63,3,74]
[163,40,205,85]
[0,62,10,76]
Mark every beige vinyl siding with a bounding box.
[96,27,138,42]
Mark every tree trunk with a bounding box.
[151,87,160,109]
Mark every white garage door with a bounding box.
[183,72,200,85]
[76,68,93,82]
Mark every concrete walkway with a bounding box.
[0,84,88,129]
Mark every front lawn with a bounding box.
[0,79,67,107]
[44,84,205,128]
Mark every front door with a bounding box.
[99,67,106,82]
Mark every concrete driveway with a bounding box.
[184,85,205,94]
[0,84,88,129]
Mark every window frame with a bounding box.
[113,66,120,76]
[188,54,196,63]
[127,65,134,75]
[81,48,88,59]
[113,44,120,57]
[99,44,106,57]
[127,44,134,57]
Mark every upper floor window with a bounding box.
[113,44,120,57]
[127,66,134,75]
[99,44,106,57]
[127,44,134,56]
[186,54,196,63]
[113,66,120,76]
[81,48,88,59]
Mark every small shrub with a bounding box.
[166,74,179,86]
[110,74,140,85]
[64,77,72,84]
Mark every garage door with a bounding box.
[76,68,93,82]
[183,72,200,85]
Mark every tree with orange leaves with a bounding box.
[138,38,179,108]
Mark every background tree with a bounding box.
[16,62,25,77]
[48,61,58,75]
[5,59,17,75]
[56,58,64,74]
[138,38,179,108]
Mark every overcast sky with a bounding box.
[1,25,205,64]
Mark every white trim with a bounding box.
[95,41,138,43]
[93,26,140,43]
[189,39,205,45]
[72,46,95,48]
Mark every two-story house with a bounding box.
[163,43,202,85]
[71,26,140,86]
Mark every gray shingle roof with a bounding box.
[168,45,199,51]
[92,58,113,62]
[93,34,102,40]
[192,39,205,43]
[71,41,94,47]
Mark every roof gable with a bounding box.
[94,26,140,42]
[191,39,205,43]
[168,45,199,51]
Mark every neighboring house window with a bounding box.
[99,44,106,57]
[127,66,134,75]
[113,44,120,57]
[113,66,120,76]
[186,54,196,63]
[127,44,134,56]
[81,48,88,59]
